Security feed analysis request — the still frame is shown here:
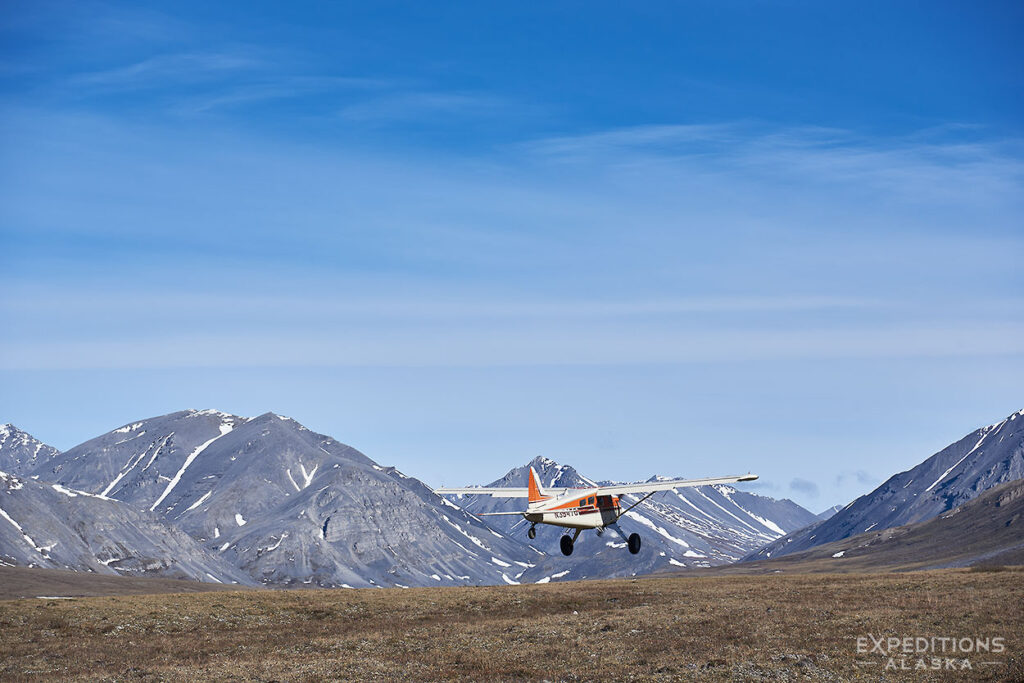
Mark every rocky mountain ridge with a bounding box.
[710,478,1024,574]
[0,469,249,583]
[744,409,1024,562]
[0,424,59,475]
[9,407,1019,587]
[23,410,533,588]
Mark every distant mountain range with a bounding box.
[701,477,1024,574]
[743,409,1024,563]
[816,505,843,521]
[1,411,804,587]
[15,410,530,588]
[4,407,1022,588]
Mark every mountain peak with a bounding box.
[248,410,289,421]
[816,504,844,521]
[1,423,25,438]
[244,412,312,432]
[189,408,242,420]
[744,408,1024,563]
[0,424,61,476]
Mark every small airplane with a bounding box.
[435,467,758,557]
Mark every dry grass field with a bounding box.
[1,568,1021,681]
[0,566,246,600]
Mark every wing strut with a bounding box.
[617,491,657,519]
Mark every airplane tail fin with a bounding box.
[528,466,547,504]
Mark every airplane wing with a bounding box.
[434,474,757,498]
[432,487,572,498]
[596,473,758,496]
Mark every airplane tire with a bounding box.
[528,526,536,540]
[560,535,574,556]
[627,533,641,555]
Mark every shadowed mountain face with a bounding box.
[0,424,60,475]
[744,409,1024,562]
[446,456,817,583]
[0,470,250,583]
[27,410,531,588]
[707,478,1024,574]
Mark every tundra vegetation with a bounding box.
[1,568,1021,681]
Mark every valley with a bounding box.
[1,569,1020,681]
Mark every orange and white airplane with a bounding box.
[435,467,758,557]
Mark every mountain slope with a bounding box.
[0,470,251,583]
[447,456,817,582]
[708,478,1024,573]
[31,410,533,588]
[0,424,60,475]
[816,505,844,521]
[34,409,252,508]
[744,409,1024,562]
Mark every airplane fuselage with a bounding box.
[526,490,622,530]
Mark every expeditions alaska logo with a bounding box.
[856,634,1006,671]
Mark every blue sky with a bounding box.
[1,1,1022,511]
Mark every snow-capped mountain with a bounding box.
[0,470,250,583]
[30,410,530,588]
[744,409,1024,562]
[0,424,59,475]
[734,478,1024,573]
[446,456,818,583]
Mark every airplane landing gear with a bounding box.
[627,533,642,555]
[528,525,537,540]
[560,534,574,556]
[560,529,582,557]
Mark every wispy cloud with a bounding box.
[2,110,1021,371]
[0,290,880,319]
[68,52,264,89]
[524,123,744,157]
[742,479,780,493]
[1,2,188,48]
[789,478,820,498]
[56,51,502,121]
[176,76,390,114]
[338,91,507,122]
[47,48,391,116]
[3,318,1023,370]
[524,123,1024,211]
[835,470,879,488]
